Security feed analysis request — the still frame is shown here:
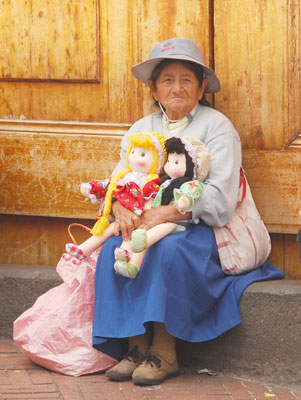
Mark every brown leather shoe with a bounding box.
[105,345,144,381]
[132,352,179,385]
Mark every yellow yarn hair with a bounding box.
[91,131,166,236]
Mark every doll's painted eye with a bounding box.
[141,152,145,157]
[175,161,179,164]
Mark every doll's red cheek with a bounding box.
[173,168,184,177]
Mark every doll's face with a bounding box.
[164,152,186,179]
[128,146,154,174]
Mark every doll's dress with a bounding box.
[152,179,203,211]
[151,178,173,209]
[88,171,160,216]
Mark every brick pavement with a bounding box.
[0,341,300,400]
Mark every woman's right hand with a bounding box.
[112,201,141,240]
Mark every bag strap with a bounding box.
[67,223,92,245]
[237,167,247,204]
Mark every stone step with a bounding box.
[1,264,300,386]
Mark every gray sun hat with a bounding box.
[131,38,220,93]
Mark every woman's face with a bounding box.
[148,61,207,121]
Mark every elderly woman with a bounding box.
[92,38,283,385]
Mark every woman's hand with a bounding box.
[138,204,192,231]
[112,201,141,240]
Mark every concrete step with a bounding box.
[1,264,300,387]
[0,265,62,339]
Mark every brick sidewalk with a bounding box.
[0,341,300,400]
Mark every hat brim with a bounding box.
[131,55,220,93]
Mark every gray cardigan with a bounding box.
[112,104,242,227]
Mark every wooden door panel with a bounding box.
[0,122,127,218]
[0,0,140,123]
[214,0,300,149]
[0,0,99,81]
[0,214,94,267]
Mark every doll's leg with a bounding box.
[131,223,177,253]
[113,198,155,262]
[114,249,147,279]
[66,222,116,259]
[114,223,178,279]
[114,239,133,262]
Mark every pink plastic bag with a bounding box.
[214,168,271,275]
[13,250,117,376]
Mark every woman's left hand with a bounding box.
[138,204,192,230]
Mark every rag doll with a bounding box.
[66,131,166,262]
[114,136,210,279]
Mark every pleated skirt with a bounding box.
[92,224,284,360]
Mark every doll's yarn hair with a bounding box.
[91,131,166,237]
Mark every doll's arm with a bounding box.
[173,180,204,214]
[80,178,110,204]
[174,194,191,213]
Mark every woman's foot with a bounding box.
[105,345,145,381]
[132,351,179,385]
[114,260,139,279]
[131,229,147,253]
[114,247,130,262]
[65,243,87,260]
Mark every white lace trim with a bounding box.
[118,171,148,189]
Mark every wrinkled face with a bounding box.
[149,61,207,120]
[164,152,186,179]
[127,146,154,174]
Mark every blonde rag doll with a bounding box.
[113,136,210,279]
[66,131,166,269]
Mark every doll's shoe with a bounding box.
[114,247,130,262]
[65,243,87,260]
[131,229,147,253]
[114,260,139,279]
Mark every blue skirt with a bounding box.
[92,224,284,360]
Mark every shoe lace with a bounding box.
[144,352,161,368]
[124,345,142,363]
